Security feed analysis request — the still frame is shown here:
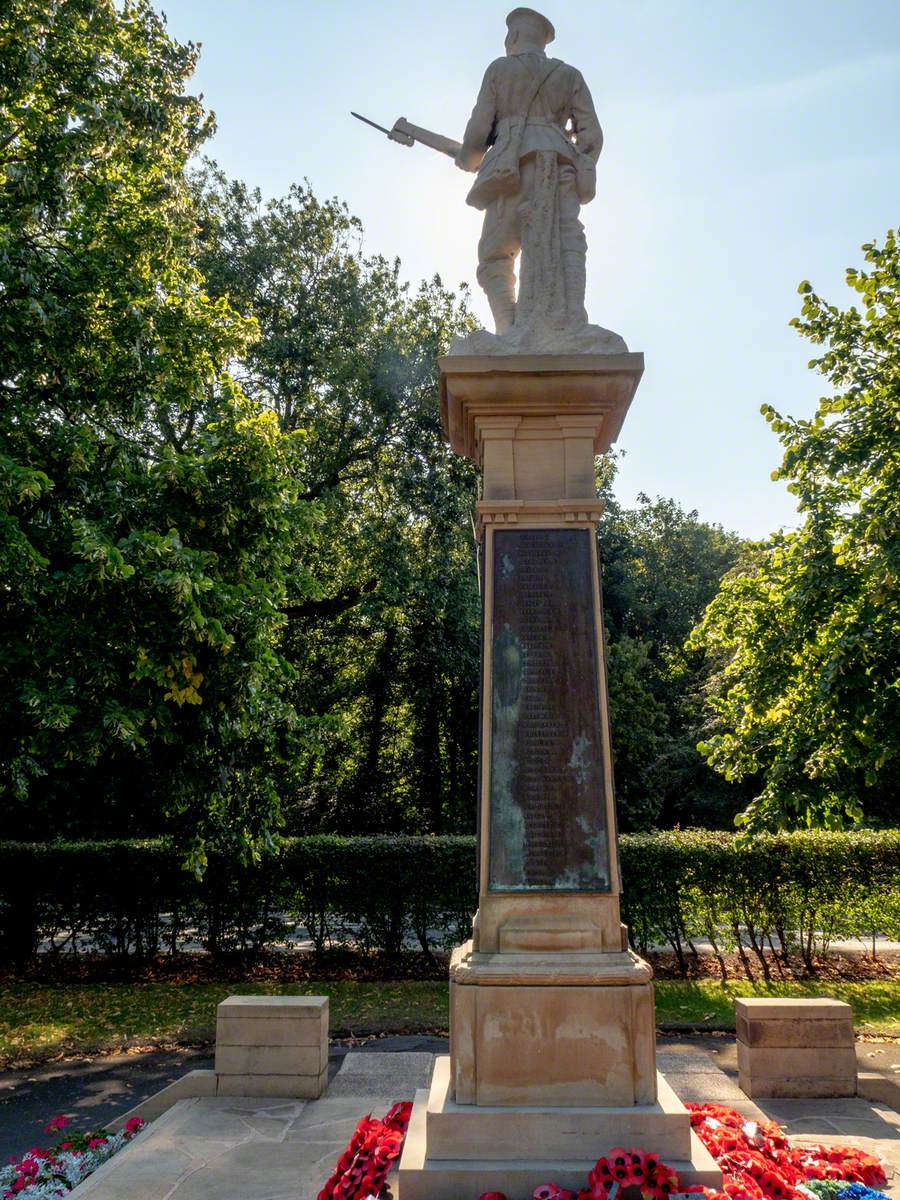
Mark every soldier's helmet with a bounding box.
[505,7,556,47]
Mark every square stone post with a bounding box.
[736,998,857,1097]
[399,352,721,1199]
[215,995,329,1097]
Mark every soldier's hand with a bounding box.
[454,145,479,172]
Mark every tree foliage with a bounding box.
[191,166,481,835]
[0,0,748,848]
[190,171,746,835]
[690,232,900,830]
[599,491,745,829]
[0,0,316,863]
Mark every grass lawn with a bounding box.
[2,978,898,1068]
[654,979,900,1031]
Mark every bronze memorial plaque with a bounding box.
[488,529,611,891]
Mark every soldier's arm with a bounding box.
[570,69,603,162]
[455,61,498,172]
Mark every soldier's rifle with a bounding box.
[351,112,462,159]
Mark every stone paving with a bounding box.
[58,1045,900,1200]
[68,1051,434,1200]
[0,1035,451,1162]
[5,1035,896,1163]
[657,1048,749,1104]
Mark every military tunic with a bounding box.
[457,50,603,332]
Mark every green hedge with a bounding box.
[0,835,477,962]
[1,831,898,974]
[619,829,900,978]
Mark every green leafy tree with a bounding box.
[690,232,900,830]
[191,169,746,836]
[598,491,745,829]
[192,167,480,834]
[0,0,317,863]
[0,0,751,848]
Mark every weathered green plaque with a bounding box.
[488,529,610,891]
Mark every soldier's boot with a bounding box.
[562,250,589,326]
[477,260,517,334]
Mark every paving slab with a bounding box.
[658,1050,724,1075]
[324,1050,434,1098]
[41,1041,900,1200]
[0,1036,442,1162]
[67,1095,399,1200]
[665,1071,748,1103]
[66,1052,433,1199]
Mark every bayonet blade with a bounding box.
[351,111,393,137]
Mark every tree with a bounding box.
[191,168,751,836]
[0,0,317,864]
[598,491,745,829]
[689,232,900,831]
[192,166,481,835]
[0,0,750,848]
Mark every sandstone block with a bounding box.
[738,1070,856,1099]
[215,1043,327,1077]
[216,994,328,1019]
[450,944,656,1108]
[216,1067,328,1098]
[453,977,655,1107]
[398,1086,722,1200]
[213,994,329,1100]
[425,1059,692,1162]
[737,1042,857,1080]
[736,1013,853,1048]
[734,997,852,1022]
[858,1071,900,1109]
[216,1014,327,1047]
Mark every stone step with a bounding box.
[400,1086,722,1200]
[424,1058,693,1161]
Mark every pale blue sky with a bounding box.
[162,0,900,538]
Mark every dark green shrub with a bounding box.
[1,830,897,971]
[0,840,193,960]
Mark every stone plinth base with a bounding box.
[398,1058,722,1200]
[215,994,329,1099]
[450,941,656,1106]
[736,998,856,1099]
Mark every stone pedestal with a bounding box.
[215,995,329,1098]
[398,1059,722,1200]
[450,942,657,1107]
[736,998,857,1098]
[398,353,720,1198]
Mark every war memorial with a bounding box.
[378,6,718,1195]
[9,7,898,1200]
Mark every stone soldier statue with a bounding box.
[452,7,625,353]
[351,7,625,353]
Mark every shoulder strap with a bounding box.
[523,57,563,118]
